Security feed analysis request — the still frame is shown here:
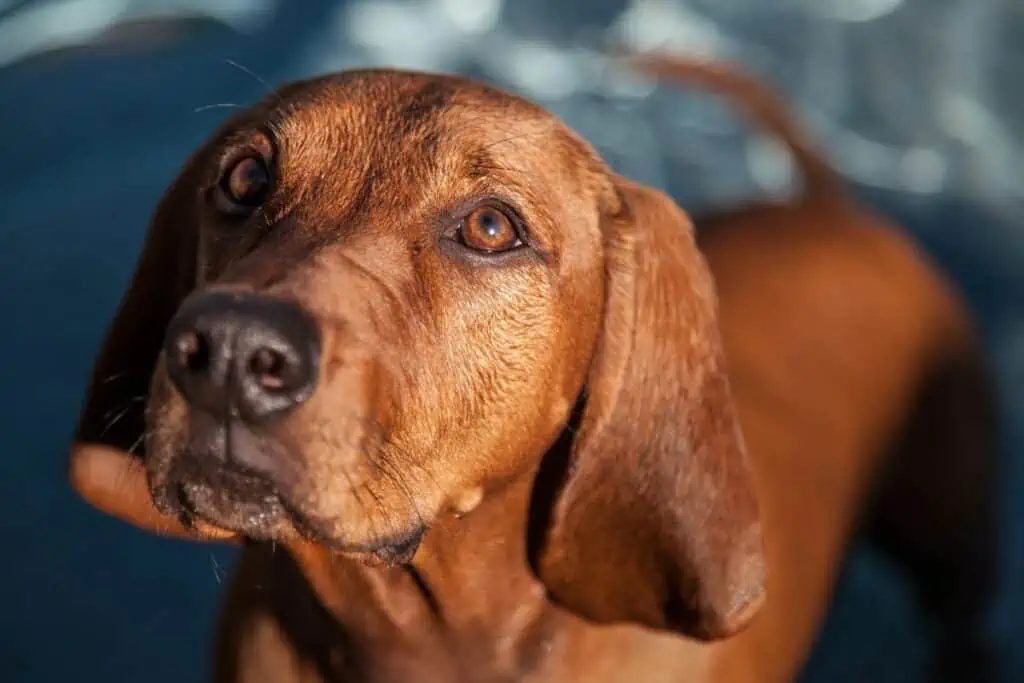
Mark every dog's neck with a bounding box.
[417,473,565,670]
[291,470,571,682]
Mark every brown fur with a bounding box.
[68,58,997,682]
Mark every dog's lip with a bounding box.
[172,465,427,564]
[173,465,286,536]
[167,452,327,545]
[154,418,422,558]
[156,412,293,501]
[153,413,291,538]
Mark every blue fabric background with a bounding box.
[1,1,1020,681]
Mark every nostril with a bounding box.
[247,347,290,392]
[166,293,319,422]
[174,330,211,375]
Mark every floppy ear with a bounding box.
[74,167,201,450]
[67,162,210,539]
[534,177,766,640]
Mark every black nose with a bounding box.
[163,291,321,423]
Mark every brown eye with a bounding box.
[459,206,522,253]
[219,156,271,209]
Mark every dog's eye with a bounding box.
[219,156,271,210]
[458,206,522,253]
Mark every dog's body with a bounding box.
[69,58,997,683]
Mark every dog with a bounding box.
[68,56,998,682]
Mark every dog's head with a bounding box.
[73,69,764,639]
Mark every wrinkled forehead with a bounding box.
[270,70,569,169]
[232,70,601,240]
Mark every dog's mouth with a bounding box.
[165,459,426,563]
[148,415,316,542]
[148,417,427,562]
[172,463,291,540]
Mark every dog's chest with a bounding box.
[238,555,570,683]
[261,588,701,683]
[228,544,703,683]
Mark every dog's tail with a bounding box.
[624,53,838,199]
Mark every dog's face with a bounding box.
[143,72,609,556]
[76,69,765,639]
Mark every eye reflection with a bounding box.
[459,206,522,253]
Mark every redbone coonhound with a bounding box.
[68,56,998,683]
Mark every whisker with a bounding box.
[341,462,376,533]
[323,425,390,535]
[209,552,225,585]
[362,446,411,531]
[369,449,427,527]
[223,59,277,99]
[111,448,149,502]
[295,408,451,543]
[128,433,146,457]
[362,421,440,529]
[319,417,409,539]
[102,395,146,417]
[193,102,244,114]
[481,131,539,152]
[100,395,147,436]
[374,430,441,501]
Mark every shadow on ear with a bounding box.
[530,177,766,640]
[67,161,202,535]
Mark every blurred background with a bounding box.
[1,0,1021,681]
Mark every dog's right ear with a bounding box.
[68,160,205,538]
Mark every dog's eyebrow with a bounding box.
[466,148,527,180]
[342,166,381,228]
[397,81,455,137]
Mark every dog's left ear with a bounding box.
[73,166,201,453]
[533,176,765,640]
[67,159,213,540]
